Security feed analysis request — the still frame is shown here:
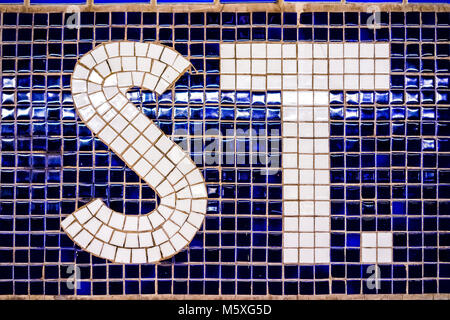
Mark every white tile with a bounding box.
[267,59,281,74]
[121,125,139,144]
[138,216,152,231]
[122,56,137,71]
[267,75,281,90]
[375,59,390,73]
[78,105,95,122]
[298,138,313,153]
[344,43,359,58]
[299,233,314,247]
[74,229,93,249]
[115,248,131,263]
[375,43,389,58]
[179,222,197,241]
[298,43,312,58]
[344,74,359,90]
[378,248,392,263]
[137,57,152,73]
[299,248,314,263]
[96,224,113,242]
[313,43,328,58]
[73,93,90,108]
[283,201,299,216]
[117,72,133,88]
[282,91,297,106]
[79,53,96,69]
[221,59,235,74]
[107,57,122,73]
[109,212,125,230]
[121,103,139,121]
[147,246,162,262]
[362,232,377,247]
[124,233,139,248]
[220,75,235,90]
[283,248,299,264]
[329,59,344,74]
[95,206,112,224]
[123,216,139,232]
[220,43,235,58]
[360,43,375,58]
[299,154,314,169]
[85,217,102,235]
[172,55,190,73]
[91,45,108,64]
[131,248,147,263]
[123,147,140,166]
[95,61,111,78]
[299,186,314,201]
[160,241,175,257]
[298,59,312,74]
[74,207,92,224]
[282,44,297,58]
[283,169,299,184]
[161,47,178,65]
[314,217,329,232]
[299,170,314,184]
[329,75,344,90]
[283,59,297,74]
[170,233,189,251]
[315,233,330,247]
[73,64,89,80]
[148,43,164,59]
[88,70,103,84]
[161,66,179,83]
[313,60,327,74]
[362,248,377,263]
[298,75,312,89]
[236,43,251,58]
[144,169,164,189]
[267,43,282,58]
[98,125,118,144]
[344,59,359,73]
[99,243,116,261]
[60,215,75,230]
[284,233,299,248]
[284,217,298,232]
[314,154,329,169]
[313,75,328,90]
[155,79,170,95]
[236,75,251,90]
[110,230,126,246]
[148,211,164,229]
[120,41,135,56]
[282,75,297,90]
[328,43,343,58]
[314,248,330,263]
[251,43,266,58]
[163,220,180,237]
[236,59,251,73]
[134,42,149,57]
[138,232,153,246]
[87,238,103,256]
[360,75,375,90]
[378,232,393,247]
[153,229,168,245]
[65,221,82,238]
[375,74,390,89]
[251,59,266,75]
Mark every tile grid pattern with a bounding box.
[0,11,448,296]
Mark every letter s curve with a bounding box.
[61,41,207,264]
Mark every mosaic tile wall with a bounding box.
[0,9,449,296]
